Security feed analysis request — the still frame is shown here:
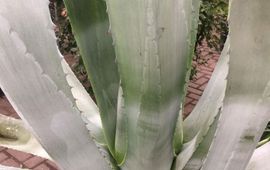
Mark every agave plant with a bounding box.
[0,0,270,169]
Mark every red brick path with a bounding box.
[183,48,220,117]
[0,47,219,169]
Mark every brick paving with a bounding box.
[183,47,219,117]
[0,47,219,169]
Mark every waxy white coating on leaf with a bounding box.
[62,0,120,156]
[105,0,200,169]
[0,0,113,169]
[174,39,229,170]
[0,0,73,104]
[61,60,106,145]
[246,142,270,170]
[114,85,128,165]
[201,0,270,169]
[183,114,220,170]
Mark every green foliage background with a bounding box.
[197,0,229,52]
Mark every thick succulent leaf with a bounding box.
[0,115,51,160]
[63,0,120,153]
[61,60,105,145]
[173,38,228,170]
[114,85,128,165]
[246,142,270,170]
[201,1,270,169]
[1,0,106,146]
[173,0,201,155]
[0,0,73,105]
[173,109,184,155]
[0,0,113,169]
[105,0,200,169]
[182,112,220,170]
[183,39,229,142]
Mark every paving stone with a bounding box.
[208,58,217,64]
[199,70,213,76]
[184,103,195,115]
[199,83,208,91]
[204,74,212,79]
[213,56,220,61]
[188,93,201,101]
[0,97,16,117]
[33,163,51,170]
[1,158,22,167]
[199,65,214,72]
[6,149,32,162]
[184,97,194,106]
[192,100,198,105]
[0,107,12,117]
[188,87,203,95]
[209,61,217,69]
[193,72,204,79]
[45,160,59,170]
[188,82,200,88]
[194,77,209,86]
[9,113,21,119]
[23,156,46,169]
[0,146,6,152]
[0,152,9,162]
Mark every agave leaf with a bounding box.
[0,0,73,105]
[173,0,201,155]
[1,0,106,145]
[182,112,220,170]
[61,60,105,145]
[173,108,184,156]
[63,0,120,154]
[174,39,228,170]
[114,85,128,165]
[0,0,113,169]
[105,0,200,169]
[201,1,270,169]
[0,115,51,160]
[174,38,228,170]
[246,142,270,170]
[183,38,229,142]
